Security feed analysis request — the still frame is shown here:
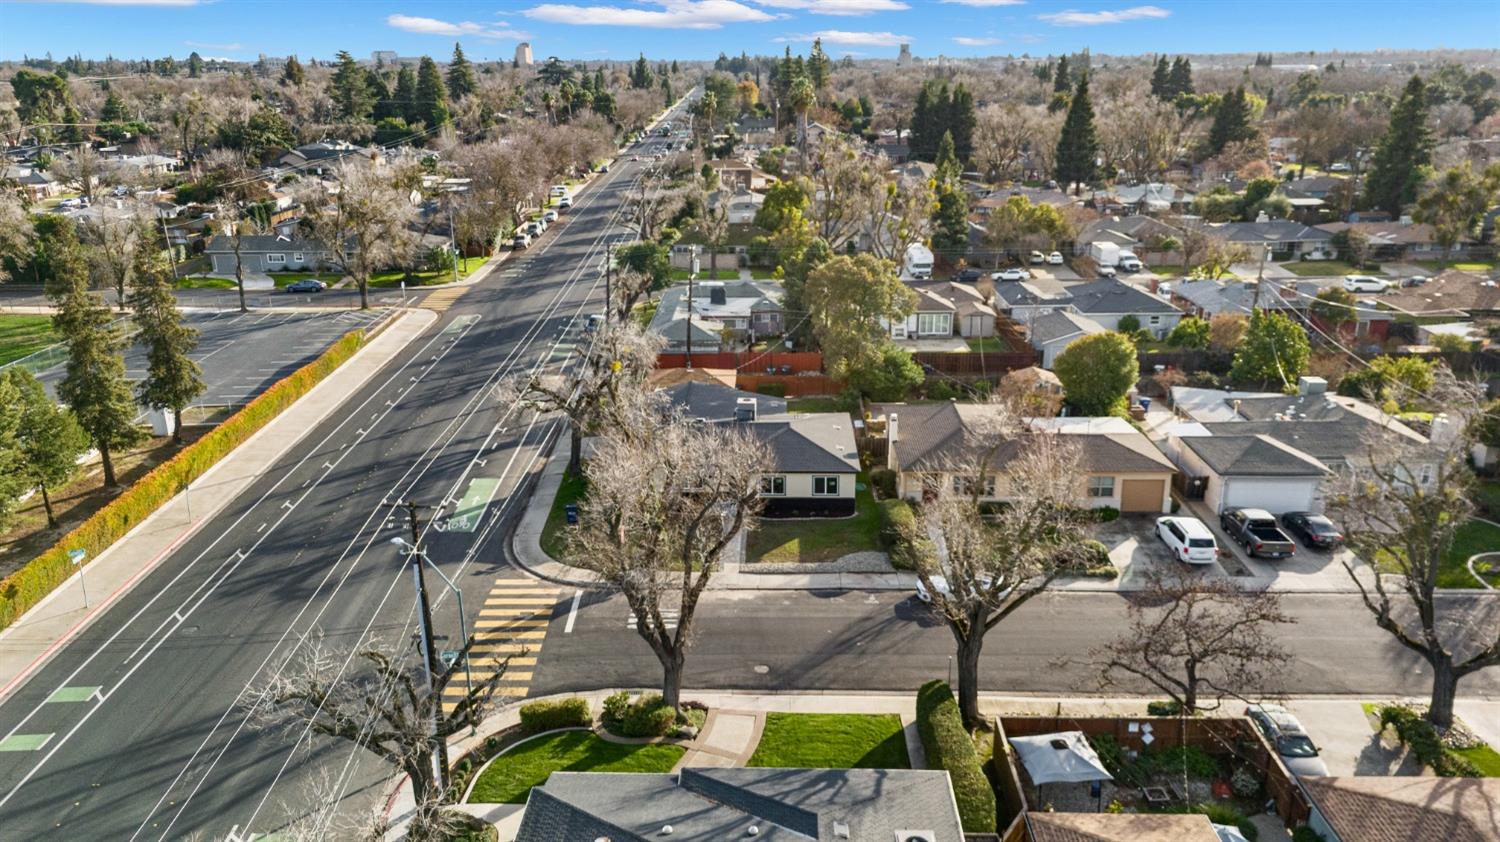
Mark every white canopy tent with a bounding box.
[1008,731,1114,785]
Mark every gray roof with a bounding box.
[994,281,1072,308]
[1179,433,1330,477]
[1030,309,1106,346]
[746,413,860,474]
[203,235,332,254]
[1210,220,1333,244]
[1066,279,1181,317]
[516,767,963,842]
[659,381,787,422]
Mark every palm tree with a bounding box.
[559,80,576,121]
[698,91,718,148]
[790,76,816,174]
[540,90,556,125]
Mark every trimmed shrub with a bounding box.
[519,697,592,735]
[1147,700,1183,716]
[1193,803,1257,841]
[1230,765,1262,798]
[916,680,996,832]
[601,690,630,723]
[877,499,929,571]
[603,692,677,738]
[1379,704,1482,777]
[0,329,367,630]
[1094,506,1120,523]
[868,467,897,499]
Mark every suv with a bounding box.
[955,268,983,283]
[1155,516,1219,564]
[558,196,574,210]
[1246,704,1329,778]
[1343,274,1389,293]
[512,232,532,249]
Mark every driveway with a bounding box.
[1178,499,1372,592]
[1075,515,1244,590]
[1284,700,1426,777]
[1028,264,1082,283]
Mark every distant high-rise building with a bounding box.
[515,42,533,66]
[897,43,912,66]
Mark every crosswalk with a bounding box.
[422,286,470,313]
[442,578,560,712]
[625,609,679,631]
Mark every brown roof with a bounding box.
[1025,812,1219,842]
[1316,220,1444,246]
[1380,269,1500,317]
[1302,776,1500,842]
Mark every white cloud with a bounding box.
[939,0,1026,6]
[776,29,910,47]
[953,36,1002,46]
[751,0,908,15]
[386,13,526,39]
[184,40,243,51]
[522,1,774,29]
[1038,5,1170,26]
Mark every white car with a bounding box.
[543,210,559,223]
[549,184,568,197]
[558,196,573,210]
[1119,256,1143,272]
[916,574,994,603]
[1097,265,1118,278]
[1029,250,1046,265]
[1246,704,1330,778]
[511,232,532,249]
[1155,516,1219,564]
[1046,251,1065,265]
[1342,274,1388,293]
[993,268,1029,282]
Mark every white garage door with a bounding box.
[1219,477,1319,514]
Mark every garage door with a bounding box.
[1119,479,1165,513]
[1220,478,1318,514]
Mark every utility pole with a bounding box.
[1252,243,1270,311]
[393,499,450,792]
[604,242,614,324]
[686,245,698,369]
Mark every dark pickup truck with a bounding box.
[1220,508,1297,559]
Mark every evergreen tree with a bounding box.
[60,103,86,143]
[947,83,976,164]
[807,38,831,91]
[1053,55,1071,93]
[1207,86,1257,154]
[671,59,680,75]
[367,69,396,120]
[1363,75,1434,217]
[187,51,203,78]
[1054,74,1098,194]
[1230,309,1310,389]
[394,65,419,125]
[330,50,374,121]
[631,54,654,89]
[416,57,450,128]
[101,91,128,122]
[130,248,203,443]
[3,368,87,529]
[50,237,141,487]
[1150,56,1171,99]
[931,131,969,257]
[1168,57,1194,96]
[447,42,476,100]
[282,55,305,87]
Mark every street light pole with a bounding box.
[391,537,475,733]
[393,500,450,792]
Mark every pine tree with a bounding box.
[631,54,654,90]
[282,55,305,87]
[1150,56,1171,99]
[367,69,395,121]
[1054,74,1098,194]
[130,249,203,443]
[1053,55,1071,93]
[671,59,680,75]
[416,57,450,127]
[947,83,976,164]
[395,65,419,125]
[187,51,203,78]
[4,368,87,529]
[331,50,374,121]
[807,38,831,91]
[101,91,127,123]
[447,42,476,100]
[1207,86,1257,154]
[931,131,969,257]
[1168,57,1194,96]
[1363,75,1434,217]
[50,237,141,487]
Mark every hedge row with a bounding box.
[878,498,931,572]
[0,329,368,630]
[916,680,996,832]
[519,697,592,734]
[1378,704,1482,777]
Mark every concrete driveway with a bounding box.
[1284,700,1426,777]
[1079,515,1243,590]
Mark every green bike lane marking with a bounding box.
[447,478,501,533]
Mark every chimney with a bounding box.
[886,413,899,470]
[734,396,757,422]
[1298,376,1328,396]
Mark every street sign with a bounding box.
[440,650,460,668]
[68,549,86,565]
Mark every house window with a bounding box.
[760,475,786,496]
[951,475,997,497]
[292,252,304,261]
[917,313,949,336]
[267,253,286,264]
[1149,315,1161,325]
[1418,465,1433,486]
[1087,476,1116,498]
[813,476,840,496]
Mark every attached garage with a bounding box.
[1119,478,1168,513]
[1176,433,1331,514]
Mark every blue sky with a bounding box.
[2,0,1497,63]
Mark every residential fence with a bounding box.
[656,351,824,373]
[913,350,1038,378]
[735,372,842,397]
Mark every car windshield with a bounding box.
[1309,521,1339,535]
[1188,539,1216,549]
[1278,735,1318,757]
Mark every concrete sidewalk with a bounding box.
[0,308,438,703]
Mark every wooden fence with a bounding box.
[656,351,824,373]
[736,372,843,397]
[913,350,1038,377]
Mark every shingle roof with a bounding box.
[1380,269,1500,317]
[1029,310,1106,346]
[1025,811,1219,842]
[746,414,860,474]
[1179,433,1330,477]
[203,235,331,254]
[1301,777,1500,842]
[516,768,964,841]
[1066,279,1181,317]
[1210,220,1333,244]
[659,381,786,421]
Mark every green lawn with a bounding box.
[1149,265,1186,277]
[0,315,57,366]
[747,713,911,769]
[668,268,738,281]
[1280,260,1386,277]
[1411,260,1495,274]
[744,475,883,564]
[966,337,1012,353]
[174,276,238,290]
[467,731,685,804]
[1452,743,1500,777]
[1380,519,1500,588]
[368,256,489,288]
[540,469,589,560]
[1475,481,1500,521]
[786,396,853,414]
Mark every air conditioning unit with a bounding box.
[894,833,935,842]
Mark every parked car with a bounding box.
[549,184,568,197]
[543,210,559,223]
[1119,255,1143,272]
[599,164,609,173]
[526,221,543,236]
[1097,265,1118,278]
[631,155,640,161]
[558,196,573,210]
[955,268,983,283]
[916,574,994,603]
[1155,516,1219,565]
[284,279,325,293]
[512,232,532,248]
[1342,274,1389,293]
[1046,251,1065,265]
[1279,512,1343,550]
[1400,275,1429,288]
[1220,508,1297,559]
[1246,704,1330,778]
[993,267,1029,282]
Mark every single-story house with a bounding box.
[203,234,339,275]
[1284,175,1345,199]
[1205,219,1334,258]
[1074,214,1184,252]
[1066,278,1184,338]
[1317,220,1469,262]
[1169,278,1393,343]
[647,280,784,352]
[705,158,775,191]
[1028,309,1107,369]
[5,166,59,202]
[658,380,787,421]
[515,767,965,841]
[875,403,1176,513]
[1380,269,1500,319]
[706,186,764,224]
[1171,432,1332,514]
[1301,776,1500,842]
[887,281,997,340]
[1094,183,1196,215]
[993,281,1074,329]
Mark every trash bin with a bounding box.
[1138,397,1152,412]
[565,503,579,524]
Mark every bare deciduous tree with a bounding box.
[82,212,151,310]
[309,162,417,310]
[0,190,37,285]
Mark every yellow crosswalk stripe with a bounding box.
[470,656,536,667]
[483,596,558,604]
[422,287,470,312]
[444,673,533,693]
[475,630,546,640]
[453,578,566,705]
[476,618,550,628]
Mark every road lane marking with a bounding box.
[0,734,53,752]
[45,687,100,704]
[564,589,581,634]
[446,478,500,533]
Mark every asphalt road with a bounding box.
[0,104,689,840]
[531,589,1500,701]
[0,282,423,313]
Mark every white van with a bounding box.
[1155,516,1219,564]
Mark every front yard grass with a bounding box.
[747,713,910,769]
[1375,519,1500,588]
[1412,260,1496,274]
[540,469,588,561]
[1452,743,1500,777]
[467,731,684,804]
[368,256,489,288]
[668,268,737,281]
[965,337,1012,353]
[0,315,58,366]
[1280,260,1386,277]
[174,276,238,290]
[744,475,882,565]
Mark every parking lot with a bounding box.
[38,308,386,411]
